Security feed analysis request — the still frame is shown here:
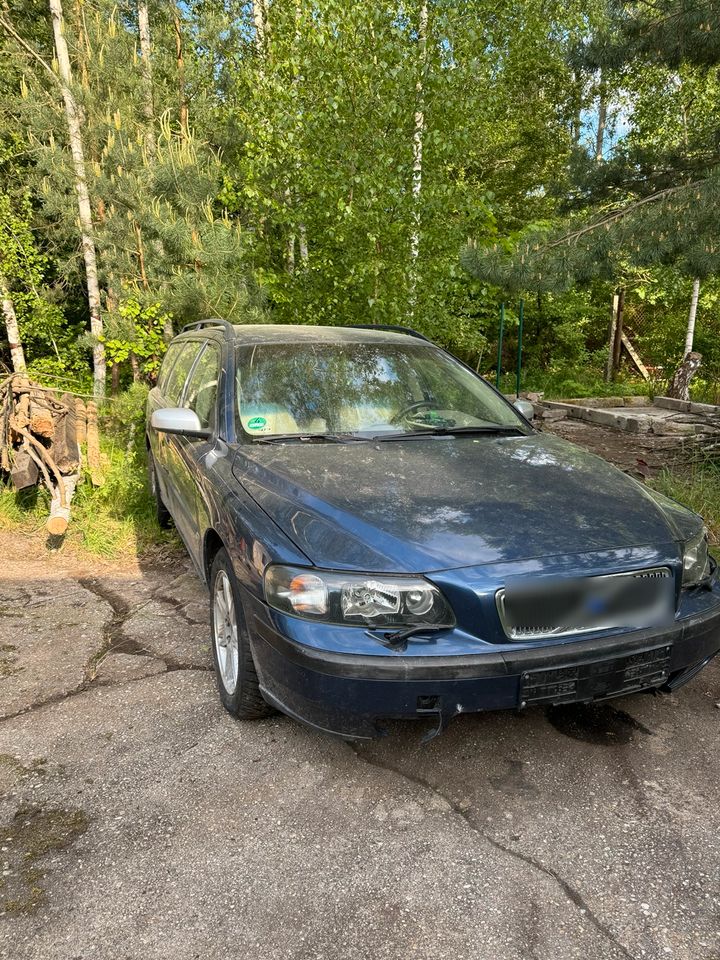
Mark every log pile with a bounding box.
[0,374,101,536]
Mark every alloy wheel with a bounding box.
[213,570,239,693]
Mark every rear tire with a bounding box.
[147,449,171,529]
[209,547,273,720]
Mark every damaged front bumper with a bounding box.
[247,590,720,741]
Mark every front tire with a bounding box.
[209,548,273,720]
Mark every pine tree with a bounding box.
[463,1,720,296]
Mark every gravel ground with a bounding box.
[0,532,718,960]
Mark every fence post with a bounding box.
[516,299,524,397]
[496,302,505,389]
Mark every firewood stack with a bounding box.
[0,374,101,536]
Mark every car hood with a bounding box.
[233,433,696,573]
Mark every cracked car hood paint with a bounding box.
[232,432,693,573]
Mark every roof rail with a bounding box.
[346,324,433,343]
[180,318,235,338]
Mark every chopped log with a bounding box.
[47,472,79,536]
[8,381,31,439]
[10,448,39,490]
[51,392,81,474]
[29,399,56,439]
[16,384,30,424]
[75,398,87,443]
[86,400,102,484]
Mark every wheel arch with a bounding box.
[203,528,226,584]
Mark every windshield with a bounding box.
[235,340,528,439]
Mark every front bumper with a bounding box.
[248,596,720,740]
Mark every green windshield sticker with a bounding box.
[247,416,267,430]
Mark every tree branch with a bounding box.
[545,180,703,249]
[0,14,60,85]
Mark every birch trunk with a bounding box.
[1,277,26,373]
[285,0,308,269]
[595,73,607,162]
[252,0,266,60]
[409,1,428,305]
[49,0,106,396]
[137,1,156,157]
[685,277,700,356]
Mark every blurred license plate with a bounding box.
[519,644,672,706]
[497,567,674,641]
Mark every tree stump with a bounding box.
[667,351,702,402]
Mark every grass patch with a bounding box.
[649,461,720,552]
[0,384,179,562]
[501,368,653,400]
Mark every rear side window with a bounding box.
[183,344,220,430]
[157,342,182,395]
[164,342,204,406]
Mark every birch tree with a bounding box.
[594,73,607,161]
[409,0,428,306]
[684,276,700,356]
[252,0,268,60]
[0,280,26,373]
[48,0,106,395]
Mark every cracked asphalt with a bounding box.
[1,532,719,960]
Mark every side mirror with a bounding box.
[513,398,535,421]
[151,408,210,439]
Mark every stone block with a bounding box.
[688,401,720,415]
[655,396,691,412]
[586,408,622,427]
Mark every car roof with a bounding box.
[173,323,433,347]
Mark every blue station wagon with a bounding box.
[146,320,720,739]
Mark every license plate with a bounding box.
[519,644,672,707]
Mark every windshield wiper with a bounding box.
[366,623,455,651]
[252,433,369,444]
[371,425,526,441]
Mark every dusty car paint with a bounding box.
[232,432,699,572]
[147,323,720,739]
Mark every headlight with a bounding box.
[264,565,455,627]
[682,527,710,586]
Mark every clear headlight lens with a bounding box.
[682,527,710,586]
[264,565,454,627]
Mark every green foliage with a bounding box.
[2,0,720,405]
[102,300,169,379]
[102,381,150,440]
[582,0,720,71]
[218,0,585,347]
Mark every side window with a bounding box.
[164,342,203,407]
[157,342,182,396]
[183,344,220,430]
